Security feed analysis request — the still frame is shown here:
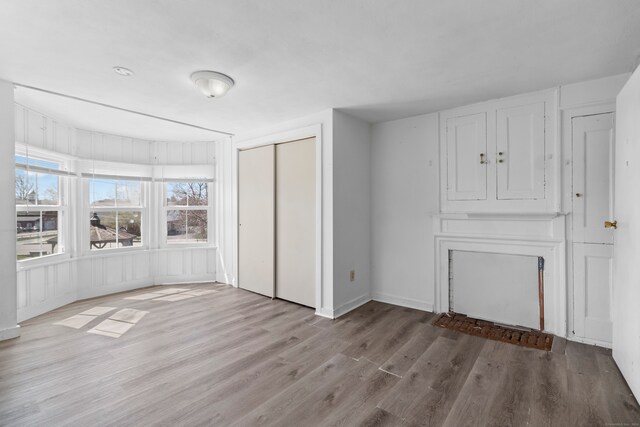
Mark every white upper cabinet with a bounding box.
[440,89,557,213]
[496,102,545,200]
[446,113,487,201]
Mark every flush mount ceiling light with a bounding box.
[190,70,235,98]
[113,66,134,77]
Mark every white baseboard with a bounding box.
[568,334,612,349]
[155,275,217,285]
[333,294,371,318]
[0,325,21,341]
[18,293,77,323]
[315,307,334,319]
[78,278,154,301]
[372,292,434,312]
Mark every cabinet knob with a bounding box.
[575,193,582,197]
[498,152,504,156]
[480,153,487,164]
[498,159,504,163]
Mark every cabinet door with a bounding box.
[496,102,545,200]
[573,243,613,344]
[572,113,615,244]
[446,113,487,201]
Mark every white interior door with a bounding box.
[572,113,615,244]
[573,243,613,343]
[238,145,275,298]
[612,68,640,399]
[496,102,545,200]
[275,138,315,307]
[572,112,615,345]
[446,113,487,201]
[451,251,540,330]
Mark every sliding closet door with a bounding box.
[238,145,275,298]
[276,138,315,307]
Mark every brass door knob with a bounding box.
[604,220,617,229]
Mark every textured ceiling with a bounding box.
[2,0,640,140]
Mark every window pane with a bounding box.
[166,210,186,242]
[166,182,208,206]
[187,210,208,243]
[16,211,60,260]
[118,211,142,247]
[36,173,59,205]
[167,210,207,243]
[166,183,188,206]
[90,179,117,207]
[187,183,208,206]
[116,181,141,207]
[90,210,142,250]
[15,170,35,205]
[15,155,59,170]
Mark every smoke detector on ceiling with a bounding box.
[190,70,235,98]
[113,66,134,77]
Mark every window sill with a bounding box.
[17,252,70,270]
[82,245,149,258]
[159,244,217,251]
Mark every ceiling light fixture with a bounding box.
[190,70,235,98]
[113,66,134,77]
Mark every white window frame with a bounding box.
[83,176,148,255]
[161,180,213,247]
[15,147,69,265]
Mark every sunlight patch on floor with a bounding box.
[88,308,148,338]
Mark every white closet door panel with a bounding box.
[452,251,540,330]
[276,138,315,308]
[496,102,545,200]
[238,145,275,298]
[446,113,487,201]
[572,113,615,244]
[573,243,613,344]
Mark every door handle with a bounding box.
[480,153,487,164]
[604,220,617,229]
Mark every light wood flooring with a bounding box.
[1,283,639,426]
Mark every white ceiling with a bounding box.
[2,0,640,140]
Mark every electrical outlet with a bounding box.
[350,270,355,282]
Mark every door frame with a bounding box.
[561,102,615,345]
[232,124,323,313]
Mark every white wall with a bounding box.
[370,113,439,311]
[613,66,640,399]
[0,80,19,340]
[215,138,235,285]
[332,110,372,316]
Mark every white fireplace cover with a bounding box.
[451,250,540,329]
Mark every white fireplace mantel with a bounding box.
[432,213,567,337]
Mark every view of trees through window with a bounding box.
[15,155,62,260]
[166,182,208,243]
